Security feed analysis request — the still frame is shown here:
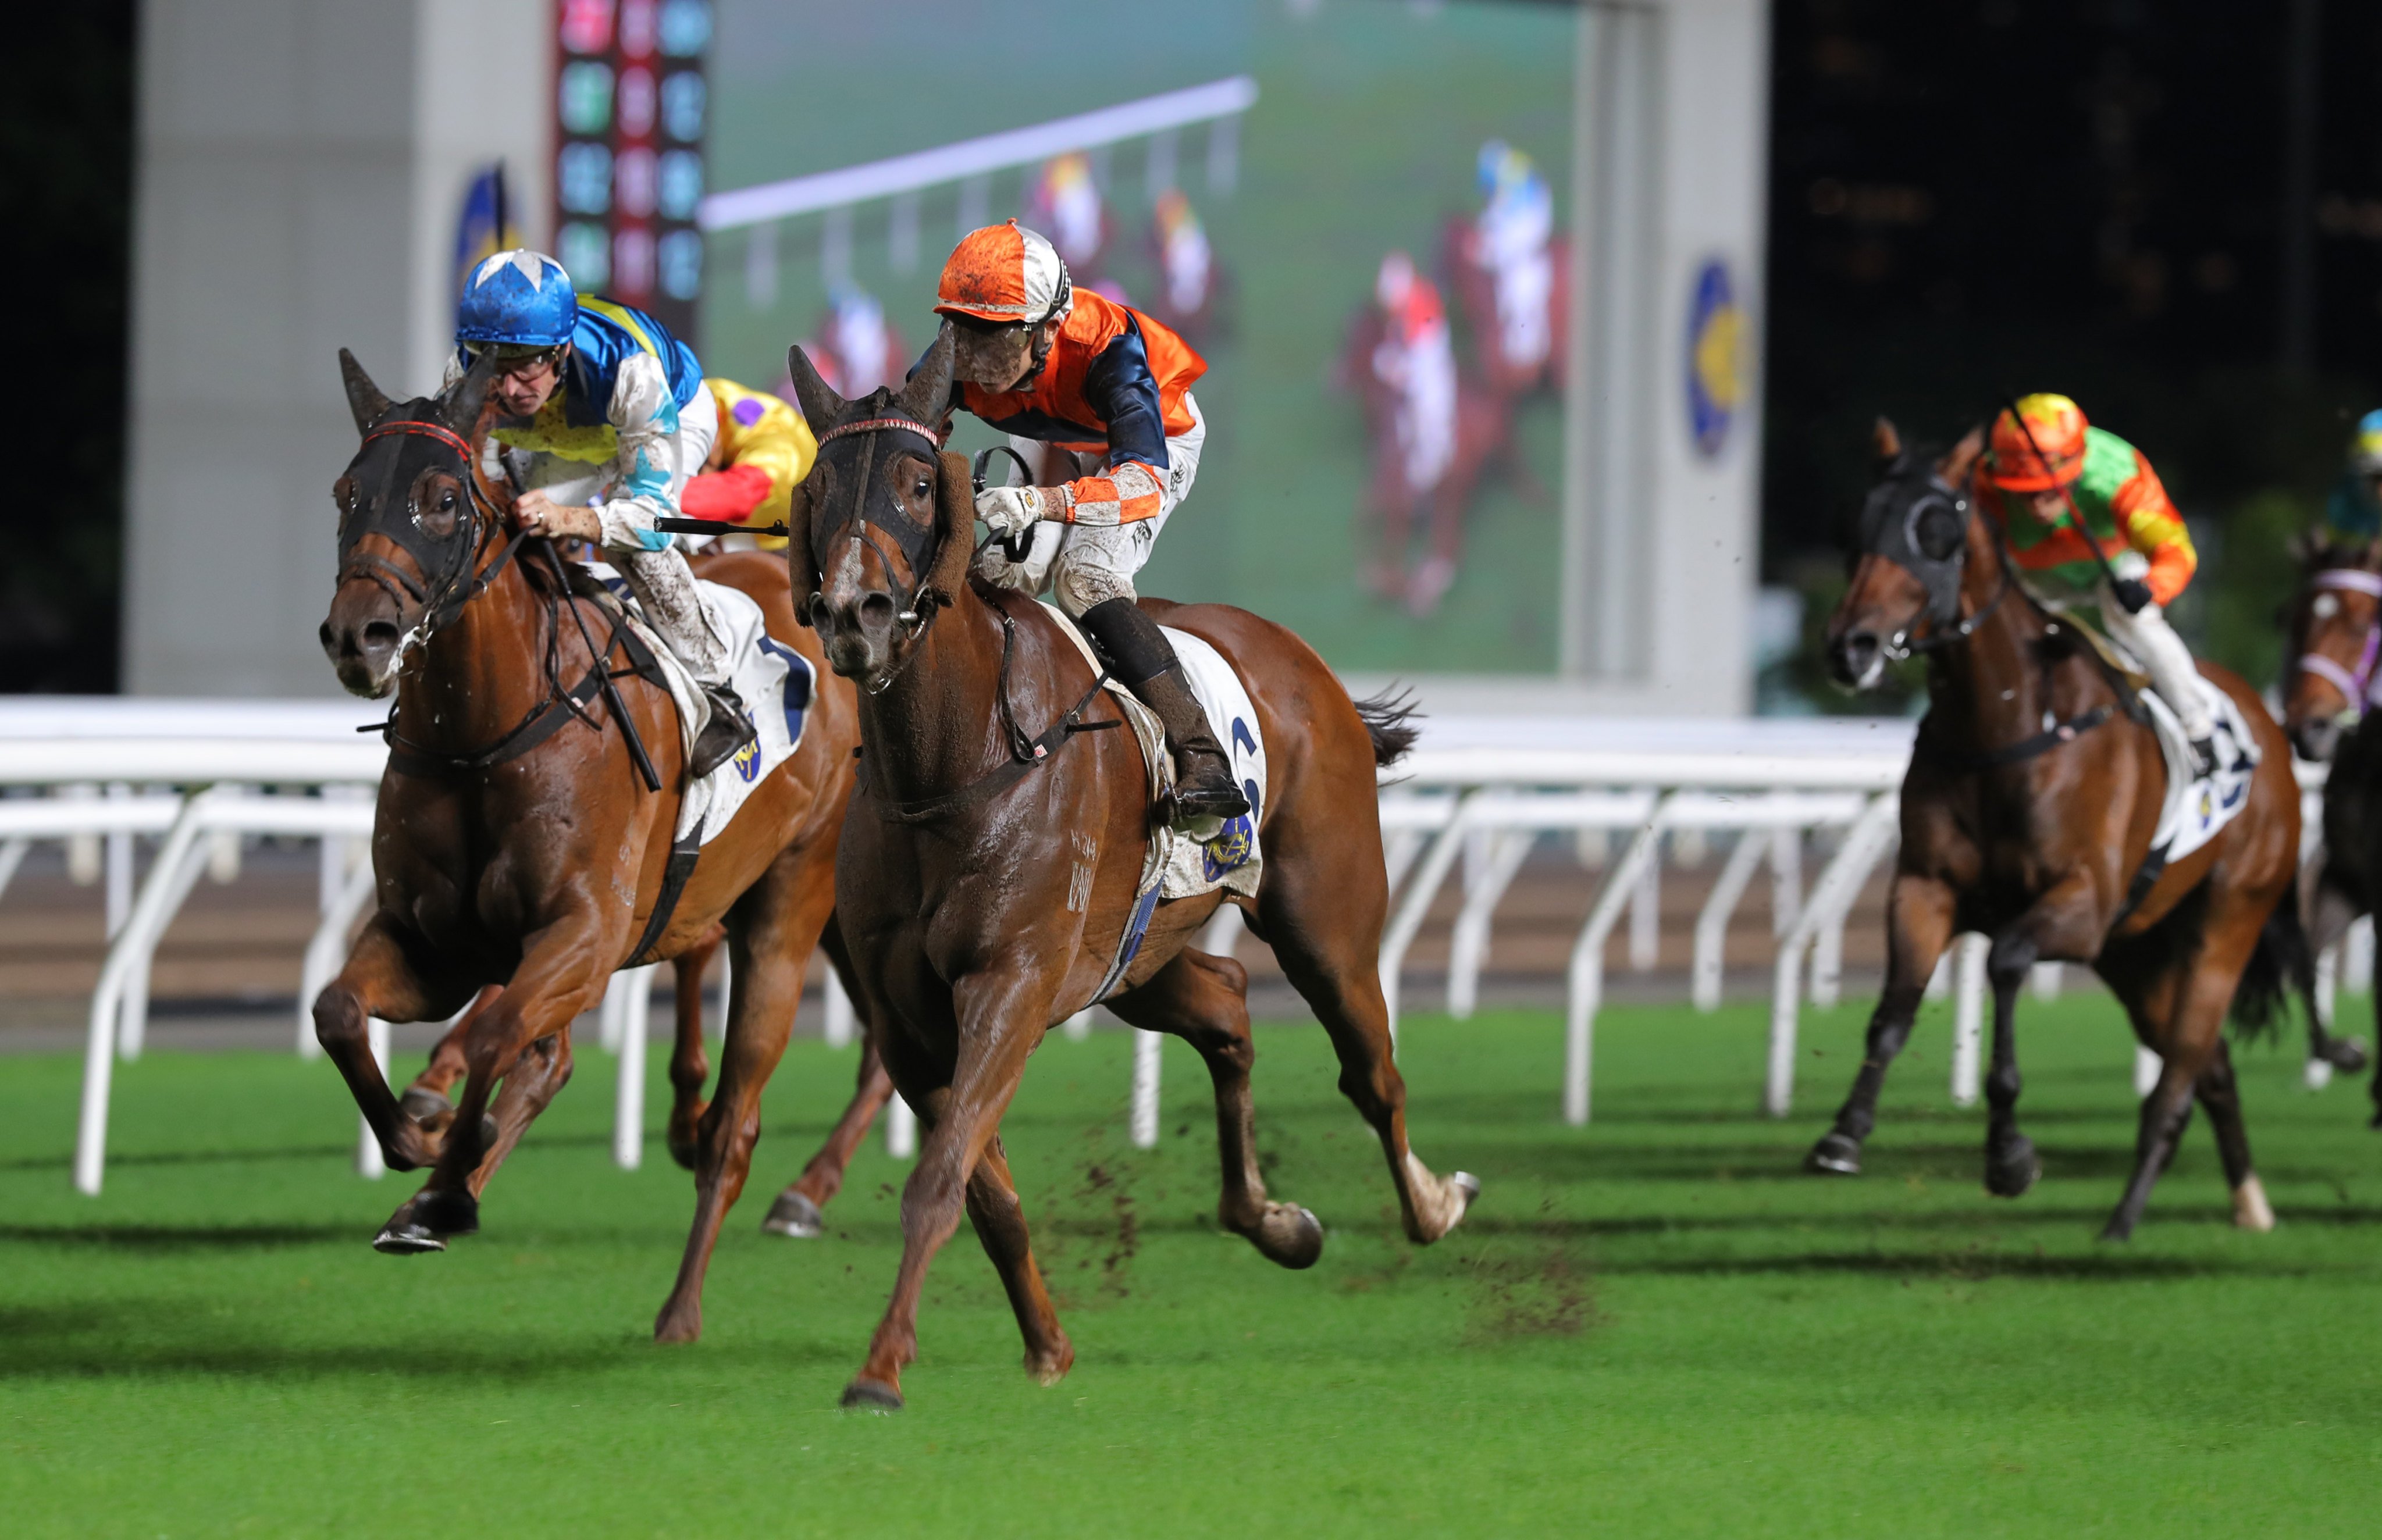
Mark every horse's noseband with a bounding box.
[2298,567,2382,713]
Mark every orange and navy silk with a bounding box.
[939,291,1206,525]
[1975,426,2198,607]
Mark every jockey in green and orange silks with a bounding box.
[1974,393,2217,768]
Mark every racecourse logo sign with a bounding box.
[1686,256,1746,461]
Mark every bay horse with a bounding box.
[782,327,1477,1410]
[1809,419,2302,1239]
[2278,533,2382,1118]
[314,350,882,1339]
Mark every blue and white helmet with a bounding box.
[2352,409,2382,476]
[456,249,577,348]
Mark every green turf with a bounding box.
[4,994,2380,1537]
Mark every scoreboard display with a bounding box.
[553,0,711,342]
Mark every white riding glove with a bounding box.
[974,484,1058,537]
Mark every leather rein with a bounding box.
[2295,567,2382,715]
[811,413,1120,822]
[346,418,663,786]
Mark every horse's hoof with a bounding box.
[372,1222,445,1256]
[1023,1341,1074,1388]
[1806,1132,1862,1175]
[653,1306,702,1344]
[1984,1135,2040,1199]
[398,1086,453,1125]
[410,1188,480,1239]
[1248,1203,1325,1270]
[2097,1218,2135,1244]
[761,1190,825,1240]
[2231,1174,2277,1232]
[2327,1036,2370,1073]
[839,1378,903,1413]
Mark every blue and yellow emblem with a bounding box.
[1686,258,1746,460]
[1201,814,1256,883]
[732,727,762,783]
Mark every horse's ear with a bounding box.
[1870,416,1903,470]
[1941,425,1986,486]
[785,345,846,436]
[339,348,393,436]
[783,470,822,626]
[439,349,500,436]
[929,450,979,600]
[897,323,956,429]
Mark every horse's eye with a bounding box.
[440,490,456,510]
[914,479,931,497]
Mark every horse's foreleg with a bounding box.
[1808,873,1956,1176]
[763,922,894,1239]
[655,868,826,1343]
[1981,931,2043,1198]
[666,924,726,1171]
[463,1026,574,1199]
[314,917,444,1172]
[844,975,1051,1411]
[964,1135,1071,1386]
[1108,943,1323,1268]
[379,924,614,1250]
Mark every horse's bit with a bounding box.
[2298,568,2382,714]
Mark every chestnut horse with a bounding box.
[781,328,1477,1410]
[312,350,884,1338]
[2278,533,2382,1117]
[1810,420,2302,1239]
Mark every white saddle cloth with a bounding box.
[2141,675,2259,867]
[1035,602,1268,904]
[587,565,814,845]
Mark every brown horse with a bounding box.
[312,350,879,1339]
[781,327,1477,1410]
[396,922,898,1236]
[1810,420,2302,1239]
[2278,533,2382,1116]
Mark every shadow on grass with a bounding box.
[0,1298,854,1381]
[0,1129,617,1173]
[0,1221,358,1251]
[1593,1249,2331,1281]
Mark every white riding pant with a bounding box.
[522,387,729,686]
[974,394,1206,618]
[2096,578,2213,740]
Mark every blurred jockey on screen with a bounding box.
[1372,252,1458,503]
[810,286,906,400]
[2324,409,2382,541]
[449,248,756,777]
[1471,141,1555,378]
[927,219,1246,822]
[681,377,818,551]
[1153,189,1213,322]
[1976,393,2215,772]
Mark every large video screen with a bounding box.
[699,0,1575,675]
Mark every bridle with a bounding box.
[336,416,524,646]
[810,412,952,694]
[2296,567,2382,714]
[1865,471,2009,661]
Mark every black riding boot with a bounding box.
[689,682,759,779]
[1078,597,1251,823]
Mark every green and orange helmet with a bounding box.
[1984,393,2089,491]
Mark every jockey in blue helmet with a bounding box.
[2325,409,2382,541]
[448,249,755,778]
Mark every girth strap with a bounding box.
[1917,703,2117,772]
[624,829,703,968]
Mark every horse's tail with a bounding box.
[1352,686,1422,768]
[2230,899,2313,1043]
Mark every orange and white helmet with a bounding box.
[1986,393,2089,491]
[935,219,1073,326]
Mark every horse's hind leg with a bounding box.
[398,983,501,1131]
[666,924,725,1171]
[1255,865,1476,1245]
[654,852,831,1343]
[1808,874,1956,1175]
[1106,943,1325,1268]
[2305,881,2367,1074]
[2194,1040,2274,1231]
[763,919,895,1240]
[2104,922,2262,1240]
[964,1134,1072,1385]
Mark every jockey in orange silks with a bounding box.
[925,219,1245,821]
[1975,393,2216,770]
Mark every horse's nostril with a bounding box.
[859,593,896,629]
[318,622,336,657]
[361,621,401,654]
